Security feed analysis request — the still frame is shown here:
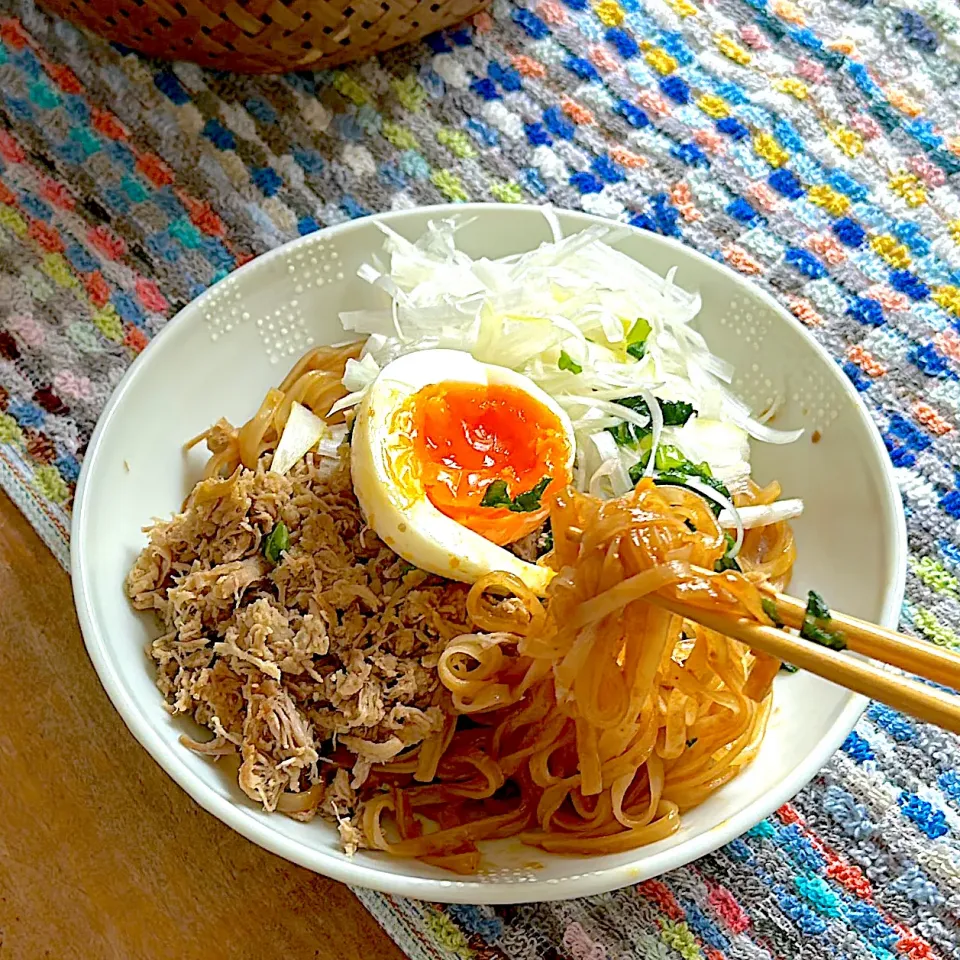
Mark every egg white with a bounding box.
[350,350,575,595]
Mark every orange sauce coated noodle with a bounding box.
[407,381,572,546]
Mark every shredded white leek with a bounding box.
[333,216,804,512]
[722,499,804,531]
[271,402,346,476]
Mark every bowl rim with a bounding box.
[71,203,907,903]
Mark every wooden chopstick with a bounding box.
[757,585,960,692]
[646,593,960,735]
[563,527,960,731]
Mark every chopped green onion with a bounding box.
[263,521,290,564]
[806,590,831,621]
[800,590,846,651]
[627,317,651,345]
[628,445,656,485]
[654,443,687,472]
[703,474,732,501]
[652,469,687,486]
[626,318,651,360]
[801,622,847,650]
[558,350,583,374]
[762,599,795,671]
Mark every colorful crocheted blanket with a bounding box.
[1,0,959,956]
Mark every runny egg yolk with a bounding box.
[405,381,572,546]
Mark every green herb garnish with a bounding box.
[607,422,637,447]
[651,465,731,517]
[700,473,733,504]
[512,476,552,512]
[480,480,512,508]
[614,395,696,427]
[621,433,730,514]
[481,476,552,513]
[614,394,650,416]
[761,597,784,628]
[650,468,686,486]
[800,590,846,651]
[558,350,582,374]
[714,531,742,573]
[607,422,652,449]
[659,399,696,426]
[263,521,290,564]
[762,598,803,671]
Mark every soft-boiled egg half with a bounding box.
[350,350,575,594]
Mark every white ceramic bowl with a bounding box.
[72,204,906,903]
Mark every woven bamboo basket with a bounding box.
[39,0,488,73]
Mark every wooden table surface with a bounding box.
[0,490,406,960]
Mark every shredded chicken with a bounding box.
[507,523,551,563]
[128,449,470,850]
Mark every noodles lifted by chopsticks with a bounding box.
[361,480,792,869]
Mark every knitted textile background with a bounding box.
[0,0,959,957]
